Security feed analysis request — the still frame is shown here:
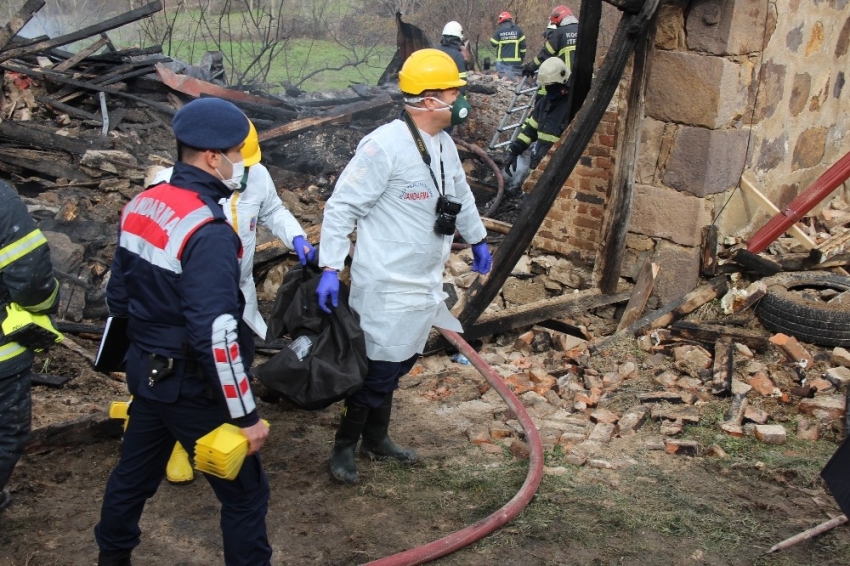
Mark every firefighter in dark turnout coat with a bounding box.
[94,98,271,566]
[490,11,526,75]
[505,58,572,175]
[0,180,59,512]
[523,5,579,77]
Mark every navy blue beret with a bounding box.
[172,98,249,150]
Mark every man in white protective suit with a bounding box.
[150,119,315,484]
[316,48,493,484]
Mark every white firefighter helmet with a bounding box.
[442,21,464,39]
[537,57,570,87]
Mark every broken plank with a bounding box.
[25,412,123,454]
[710,336,734,396]
[53,36,110,72]
[0,149,89,181]
[481,217,513,235]
[668,321,771,352]
[592,275,729,352]
[811,229,850,264]
[258,95,394,142]
[0,1,163,63]
[740,174,816,250]
[1,62,175,115]
[616,259,658,332]
[155,63,290,108]
[0,0,45,52]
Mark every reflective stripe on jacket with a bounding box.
[533,19,579,73]
[490,21,526,63]
[0,180,59,378]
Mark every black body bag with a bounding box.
[254,264,367,410]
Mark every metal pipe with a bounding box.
[364,329,544,566]
[747,150,850,253]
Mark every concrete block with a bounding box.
[798,395,846,423]
[630,184,712,246]
[646,51,744,128]
[686,0,769,55]
[662,126,749,197]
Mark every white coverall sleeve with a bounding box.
[319,138,394,271]
[254,165,306,250]
[447,142,487,245]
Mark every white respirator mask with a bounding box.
[216,152,245,192]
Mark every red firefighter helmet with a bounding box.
[498,11,512,24]
[550,5,573,25]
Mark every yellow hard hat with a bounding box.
[241,120,261,166]
[398,49,467,95]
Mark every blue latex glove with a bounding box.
[317,270,339,314]
[471,242,492,274]
[292,235,316,265]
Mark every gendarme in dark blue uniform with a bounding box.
[94,99,272,566]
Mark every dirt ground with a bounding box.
[2,330,850,566]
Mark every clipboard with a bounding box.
[94,316,130,373]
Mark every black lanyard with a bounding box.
[402,110,445,196]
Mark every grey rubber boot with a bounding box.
[329,402,369,484]
[360,392,418,465]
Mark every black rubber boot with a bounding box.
[97,550,132,566]
[329,402,369,484]
[360,392,418,465]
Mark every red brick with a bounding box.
[574,217,601,231]
[769,333,815,368]
[589,207,604,219]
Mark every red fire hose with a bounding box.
[746,150,850,253]
[363,329,544,566]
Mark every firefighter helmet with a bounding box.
[550,5,573,25]
[537,57,570,87]
[498,11,512,24]
[442,21,464,39]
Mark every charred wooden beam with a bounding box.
[0,119,102,153]
[458,0,661,329]
[258,95,394,142]
[31,373,71,387]
[0,148,90,181]
[603,0,647,12]
[25,412,123,454]
[36,95,99,121]
[0,1,163,63]
[811,229,850,264]
[592,275,728,351]
[462,288,630,340]
[730,248,782,275]
[0,0,45,52]
[156,63,291,108]
[569,0,602,120]
[667,321,771,353]
[596,15,655,292]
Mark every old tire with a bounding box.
[755,271,850,347]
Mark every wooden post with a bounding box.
[569,0,603,119]
[700,225,719,276]
[596,11,656,293]
[711,337,734,395]
[457,0,662,329]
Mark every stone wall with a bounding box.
[629,0,850,301]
